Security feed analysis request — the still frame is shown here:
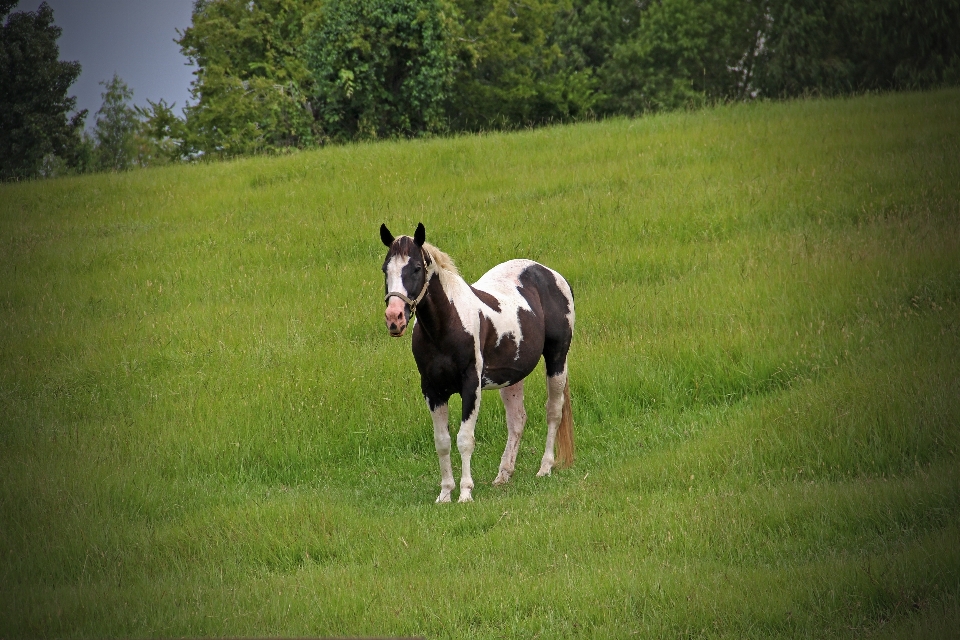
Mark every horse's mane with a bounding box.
[393,236,461,288]
[422,242,460,285]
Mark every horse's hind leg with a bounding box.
[537,364,568,477]
[493,380,526,486]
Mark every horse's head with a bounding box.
[380,222,429,337]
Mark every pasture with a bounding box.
[1,89,959,638]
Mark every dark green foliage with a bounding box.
[445,0,768,124]
[757,0,960,97]
[303,0,457,140]
[598,0,765,113]
[447,0,597,130]
[177,0,320,88]
[450,0,960,122]
[56,129,94,174]
[134,99,187,165]
[121,0,960,155]
[93,74,140,171]
[0,1,86,180]
[180,68,317,157]
[553,0,632,75]
[177,0,321,156]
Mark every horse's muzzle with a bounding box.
[385,298,408,337]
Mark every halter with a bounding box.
[384,248,433,317]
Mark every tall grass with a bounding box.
[1,89,959,638]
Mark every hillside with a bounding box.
[2,89,959,638]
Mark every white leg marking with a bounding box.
[538,366,567,477]
[430,402,454,503]
[494,380,526,486]
[457,389,481,503]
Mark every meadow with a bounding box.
[1,88,959,638]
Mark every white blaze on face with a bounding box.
[385,254,411,297]
[385,254,411,330]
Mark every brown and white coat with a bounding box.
[381,223,575,502]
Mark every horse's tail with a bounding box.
[556,379,575,468]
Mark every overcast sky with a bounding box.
[18,0,196,126]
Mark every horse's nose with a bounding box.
[386,317,406,336]
[385,298,407,335]
[385,299,405,322]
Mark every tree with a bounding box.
[134,98,186,165]
[0,0,86,180]
[178,0,320,89]
[92,74,140,171]
[447,0,597,131]
[177,0,321,156]
[598,0,766,115]
[180,65,316,157]
[304,0,458,141]
[756,0,960,97]
[168,0,960,156]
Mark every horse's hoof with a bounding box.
[536,466,552,477]
[436,492,452,503]
[492,471,511,486]
[458,491,474,503]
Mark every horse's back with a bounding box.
[474,259,574,377]
[472,259,539,297]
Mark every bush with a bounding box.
[182,67,316,158]
[757,0,960,97]
[447,0,598,130]
[598,0,766,114]
[177,0,321,157]
[304,0,457,141]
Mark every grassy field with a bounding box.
[2,88,959,638]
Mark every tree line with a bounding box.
[3,0,959,179]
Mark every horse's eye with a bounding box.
[414,265,422,273]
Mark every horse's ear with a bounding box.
[380,223,395,247]
[413,222,426,247]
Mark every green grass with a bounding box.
[2,88,959,638]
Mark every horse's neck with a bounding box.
[417,270,469,342]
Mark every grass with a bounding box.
[1,88,959,638]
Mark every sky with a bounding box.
[18,0,196,126]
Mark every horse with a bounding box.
[379,222,575,503]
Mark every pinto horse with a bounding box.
[380,222,575,503]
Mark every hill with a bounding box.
[2,89,959,638]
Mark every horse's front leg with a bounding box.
[457,367,482,503]
[426,398,455,503]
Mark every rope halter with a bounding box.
[384,248,432,317]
